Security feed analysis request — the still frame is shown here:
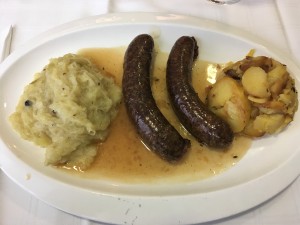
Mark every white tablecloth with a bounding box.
[1,0,300,224]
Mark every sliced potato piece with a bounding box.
[253,114,285,134]
[258,100,286,114]
[208,76,251,133]
[242,66,270,98]
[248,95,268,104]
[268,63,288,96]
[243,119,265,137]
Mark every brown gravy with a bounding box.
[60,47,251,183]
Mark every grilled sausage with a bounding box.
[166,36,233,148]
[122,34,190,162]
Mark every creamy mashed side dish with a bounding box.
[9,54,122,170]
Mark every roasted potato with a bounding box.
[242,66,271,98]
[208,76,251,133]
[210,55,298,137]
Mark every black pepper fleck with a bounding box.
[24,100,32,106]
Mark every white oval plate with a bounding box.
[1,13,300,225]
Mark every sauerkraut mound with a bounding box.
[9,54,122,170]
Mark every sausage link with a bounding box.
[166,36,233,148]
[122,34,190,162]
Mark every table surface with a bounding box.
[1,0,300,224]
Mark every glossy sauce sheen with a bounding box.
[67,47,252,183]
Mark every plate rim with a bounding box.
[1,12,300,225]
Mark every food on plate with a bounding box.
[207,76,251,133]
[11,33,295,181]
[9,54,122,170]
[122,34,190,162]
[78,47,250,183]
[166,36,234,148]
[208,55,298,137]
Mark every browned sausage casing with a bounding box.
[122,34,190,162]
[166,36,233,148]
